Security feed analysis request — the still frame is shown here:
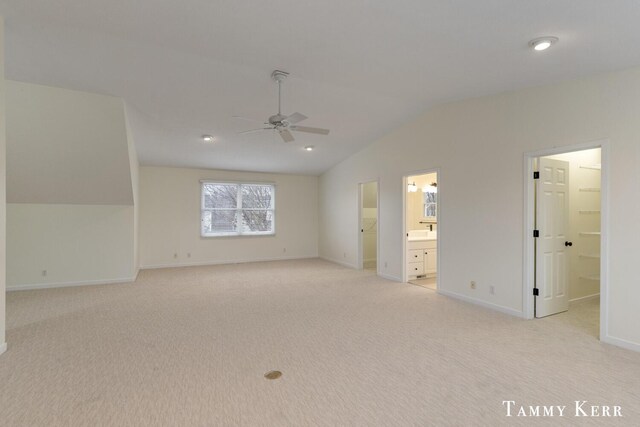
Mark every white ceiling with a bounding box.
[2,1,640,175]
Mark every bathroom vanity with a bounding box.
[407,230,437,279]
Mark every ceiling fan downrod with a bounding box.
[271,70,289,117]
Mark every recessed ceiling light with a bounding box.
[529,37,558,51]
[304,145,314,151]
[202,135,214,142]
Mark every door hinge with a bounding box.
[533,288,539,296]
[533,171,540,179]
[533,229,539,238]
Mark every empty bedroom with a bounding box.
[1,1,640,425]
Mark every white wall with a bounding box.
[124,103,140,277]
[0,17,7,354]
[6,204,136,290]
[319,67,640,350]
[5,81,133,205]
[139,166,318,268]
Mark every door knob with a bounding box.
[565,241,573,247]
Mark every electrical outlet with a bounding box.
[470,281,476,290]
[283,248,287,253]
[42,270,47,277]
[174,253,178,259]
[384,261,388,268]
[344,252,346,258]
[490,285,495,295]
[187,253,191,258]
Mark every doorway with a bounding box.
[404,172,438,290]
[524,142,608,340]
[359,181,378,272]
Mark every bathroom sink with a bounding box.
[408,230,437,241]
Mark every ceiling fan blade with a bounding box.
[285,112,307,124]
[290,125,330,135]
[238,128,272,134]
[232,115,265,123]
[279,129,295,142]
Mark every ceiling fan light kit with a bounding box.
[236,70,330,143]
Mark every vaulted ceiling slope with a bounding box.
[1,1,640,175]
[6,81,134,205]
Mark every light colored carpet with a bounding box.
[1,259,639,426]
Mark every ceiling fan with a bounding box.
[234,70,330,143]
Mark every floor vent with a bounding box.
[264,370,282,380]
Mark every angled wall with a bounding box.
[5,81,138,290]
[319,67,640,351]
[6,81,133,204]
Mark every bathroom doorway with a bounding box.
[359,181,378,272]
[403,171,438,290]
[525,142,607,340]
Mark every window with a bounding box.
[201,182,275,236]
[423,191,437,219]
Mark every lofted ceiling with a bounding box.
[1,1,640,175]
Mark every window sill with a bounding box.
[201,233,276,239]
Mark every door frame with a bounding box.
[523,139,609,339]
[402,168,441,284]
[358,179,380,273]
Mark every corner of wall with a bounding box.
[123,102,140,275]
[0,16,7,350]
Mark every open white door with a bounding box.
[359,181,378,270]
[535,157,571,318]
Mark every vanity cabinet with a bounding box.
[407,240,437,279]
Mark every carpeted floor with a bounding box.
[1,259,638,426]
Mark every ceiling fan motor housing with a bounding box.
[268,114,288,126]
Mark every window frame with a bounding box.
[200,180,276,237]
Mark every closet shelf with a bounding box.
[579,164,601,171]
[578,210,600,214]
[579,232,601,236]
[579,254,600,259]
[580,275,600,281]
[579,188,601,192]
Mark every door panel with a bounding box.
[535,157,570,318]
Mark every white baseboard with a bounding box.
[570,293,600,303]
[602,334,640,353]
[7,276,138,292]
[319,256,400,281]
[378,272,402,282]
[141,255,317,270]
[437,289,524,318]
[0,342,7,356]
[319,256,357,269]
